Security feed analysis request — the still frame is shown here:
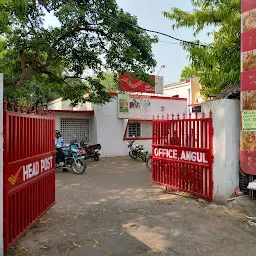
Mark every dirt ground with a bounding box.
[7,157,256,256]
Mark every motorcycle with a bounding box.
[56,144,86,174]
[146,155,152,172]
[127,140,148,162]
[80,140,101,161]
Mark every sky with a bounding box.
[44,0,213,85]
[116,0,212,85]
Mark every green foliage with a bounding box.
[180,65,199,81]
[100,73,119,92]
[0,0,157,105]
[164,0,240,94]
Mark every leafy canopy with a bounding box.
[164,0,240,94]
[0,0,157,105]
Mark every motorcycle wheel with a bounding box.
[94,154,100,161]
[142,154,147,162]
[71,159,86,174]
[129,151,138,159]
[146,156,152,172]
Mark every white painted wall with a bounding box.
[164,82,191,99]
[93,100,132,157]
[202,99,240,203]
[93,97,187,157]
[48,98,92,111]
[0,74,3,255]
[149,97,187,117]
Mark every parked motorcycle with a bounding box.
[56,144,86,174]
[146,155,152,172]
[127,140,148,162]
[80,140,101,161]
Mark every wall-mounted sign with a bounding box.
[242,110,256,131]
[241,0,256,175]
[7,155,54,189]
[117,94,129,119]
[117,94,152,119]
[129,95,141,119]
[118,73,164,94]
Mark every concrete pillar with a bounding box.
[202,99,240,203]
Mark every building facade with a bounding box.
[48,93,187,157]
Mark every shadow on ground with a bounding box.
[7,157,256,256]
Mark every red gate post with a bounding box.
[0,74,3,256]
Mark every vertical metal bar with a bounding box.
[197,119,200,148]
[209,118,213,200]
[182,120,185,147]
[192,119,195,148]
[152,121,155,182]
[200,119,203,149]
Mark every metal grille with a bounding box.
[60,118,89,143]
[124,120,152,140]
[128,122,141,138]
[152,113,213,200]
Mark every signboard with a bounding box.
[117,94,129,119]
[117,94,152,119]
[129,95,141,119]
[241,0,256,175]
[118,72,164,94]
[140,96,151,119]
[242,110,256,131]
[153,148,210,164]
[7,154,54,190]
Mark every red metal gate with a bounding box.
[3,101,55,251]
[152,113,214,200]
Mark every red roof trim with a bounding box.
[52,110,94,114]
[128,119,152,122]
[149,96,187,101]
[108,92,118,96]
[108,92,187,101]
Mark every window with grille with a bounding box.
[60,118,89,144]
[128,122,141,138]
[124,120,152,140]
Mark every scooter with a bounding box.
[56,144,86,174]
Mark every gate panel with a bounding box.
[3,101,55,251]
[152,113,213,200]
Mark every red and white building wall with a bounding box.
[48,94,187,157]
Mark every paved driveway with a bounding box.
[7,157,256,256]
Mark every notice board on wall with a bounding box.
[241,0,256,175]
[117,94,152,120]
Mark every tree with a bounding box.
[180,65,199,81]
[164,0,240,94]
[1,0,157,105]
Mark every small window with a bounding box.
[128,122,141,138]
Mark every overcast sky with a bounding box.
[44,0,212,85]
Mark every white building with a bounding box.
[164,78,207,112]
[48,93,187,157]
